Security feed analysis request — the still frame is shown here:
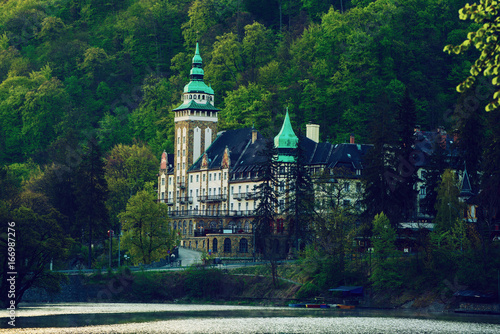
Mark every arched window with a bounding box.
[173,222,177,230]
[189,221,193,235]
[224,238,231,253]
[244,222,250,233]
[183,221,187,235]
[239,238,248,253]
[213,238,218,253]
[189,95,192,99]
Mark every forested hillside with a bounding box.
[0,0,476,165]
[4,0,500,307]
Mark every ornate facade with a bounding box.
[158,44,371,259]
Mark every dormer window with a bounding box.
[202,95,205,99]
[189,94,192,99]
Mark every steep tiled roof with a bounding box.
[189,128,265,172]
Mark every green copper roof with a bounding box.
[183,80,214,94]
[192,42,202,64]
[274,111,298,149]
[182,42,214,95]
[173,99,220,111]
[190,67,204,76]
[274,111,298,162]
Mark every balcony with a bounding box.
[168,209,227,218]
[245,192,257,200]
[198,194,227,203]
[233,192,257,201]
[228,210,256,217]
[157,198,174,206]
[176,196,193,204]
[177,182,186,189]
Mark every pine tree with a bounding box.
[254,139,279,285]
[75,138,109,268]
[362,93,399,227]
[455,88,485,192]
[286,134,314,253]
[393,89,418,220]
[420,138,447,217]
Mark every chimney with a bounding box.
[306,123,320,143]
[252,127,258,144]
[350,134,355,144]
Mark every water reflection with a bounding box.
[2,303,499,334]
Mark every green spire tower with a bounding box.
[274,110,298,162]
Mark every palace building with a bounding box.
[157,43,372,259]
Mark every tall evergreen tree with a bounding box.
[254,140,279,254]
[420,139,448,217]
[393,89,419,220]
[286,134,314,253]
[362,94,400,227]
[455,87,485,190]
[476,110,500,261]
[75,138,109,268]
[254,139,279,284]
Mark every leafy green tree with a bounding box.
[105,142,159,230]
[0,186,71,308]
[79,47,111,85]
[370,212,402,291]
[433,169,462,234]
[220,83,273,131]
[119,190,176,265]
[444,0,500,111]
[97,106,133,153]
[302,207,357,290]
[182,0,219,47]
[21,68,70,156]
[205,32,242,94]
[241,21,273,82]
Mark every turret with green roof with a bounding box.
[174,42,218,112]
[274,110,298,162]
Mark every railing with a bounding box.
[177,182,186,189]
[228,210,255,217]
[233,192,257,200]
[194,228,253,237]
[198,194,227,202]
[176,196,193,204]
[157,199,174,205]
[167,209,256,218]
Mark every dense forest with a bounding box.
[0,0,479,164]
[1,0,500,307]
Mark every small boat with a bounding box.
[288,303,306,308]
[305,304,330,308]
[338,304,355,309]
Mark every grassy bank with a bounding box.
[84,265,301,306]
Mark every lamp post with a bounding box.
[108,229,114,268]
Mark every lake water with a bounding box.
[2,303,500,333]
